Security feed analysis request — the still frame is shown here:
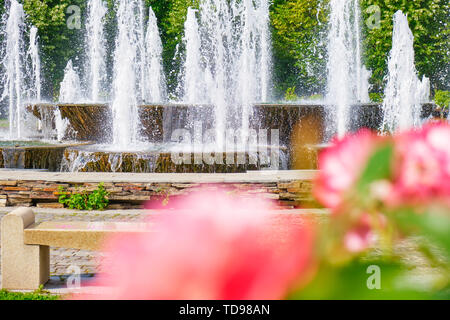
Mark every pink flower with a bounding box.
[389,122,450,207]
[343,213,386,253]
[73,190,315,300]
[314,130,381,210]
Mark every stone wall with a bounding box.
[0,143,90,171]
[0,179,318,209]
[28,103,112,142]
[30,103,441,145]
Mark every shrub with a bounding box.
[434,90,450,110]
[369,92,383,103]
[285,87,299,101]
[58,183,109,210]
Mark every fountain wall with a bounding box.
[0,142,91,171]
[30,102,439,143]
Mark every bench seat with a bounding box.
[24,221,152,250]
[1,208,151,290]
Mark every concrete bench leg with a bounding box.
[1,208,49,290]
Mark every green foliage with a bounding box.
[307,93,323,101]
[369,92,383,103]
[434,90,450,110]
[284,87,298,101]
[394,208,450,259]
[0,289,59,300]
[290,259,449,300]
[58,182,109,210]
[88,182,109,210]
[356,144,393,195]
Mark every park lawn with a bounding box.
[0,289,59,300]
[0,119,9,128]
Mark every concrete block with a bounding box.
[1,207,50,290]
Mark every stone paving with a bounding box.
[0,207,328,277]
[0,206,444,296]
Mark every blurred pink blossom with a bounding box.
[73,190,316,300]
[389,122,450,207]
[343,213,386,253]
[314,129,381,211]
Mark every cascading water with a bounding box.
[111,1,165,148]
[326,0,371,138]
[27,26,41,102]
[85,0,108,102]
[59,60,82,103]
[111,0,141,147]
[179,0,271,147]
[54,108,69,142]
[142,7,166,103]
[0,0,26,139]
[381,11,430,133]
[137,0,146,103]
[181,8,206,104]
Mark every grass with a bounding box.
[0,119,8,128]
[0,288,60,300]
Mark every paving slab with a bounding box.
[0,169,317,183]
[0,207,329,293]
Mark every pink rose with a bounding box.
[343,213,386,253]
[314,130,381,211]
[389,122,450,207]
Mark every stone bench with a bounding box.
[1,207,151,290]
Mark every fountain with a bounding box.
[3,1,443,173]
[326,0,371,138]
[27,26,41,103]
[180,8,205,104]
[178,0,271,145]
[0,0,26,139]
[381,10,430,133]
[111,0,142,147]
[142,7,166,104]
[59,60,83,103]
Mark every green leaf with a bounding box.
[357,144,394,193]
[394,209,450,259]
[289,259,443,300]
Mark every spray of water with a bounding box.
[54,108,69,142]
[181,8,206,104]
[59,60,82,103]
[0,0,26,139]
[27,26,41,103]
[111,1,166,148]
[142,7,166,103]
[111,0,141,147]
[381,11,430,133]
[85,0,108,102]
[326,0,370,138]
[179,0,271,147]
